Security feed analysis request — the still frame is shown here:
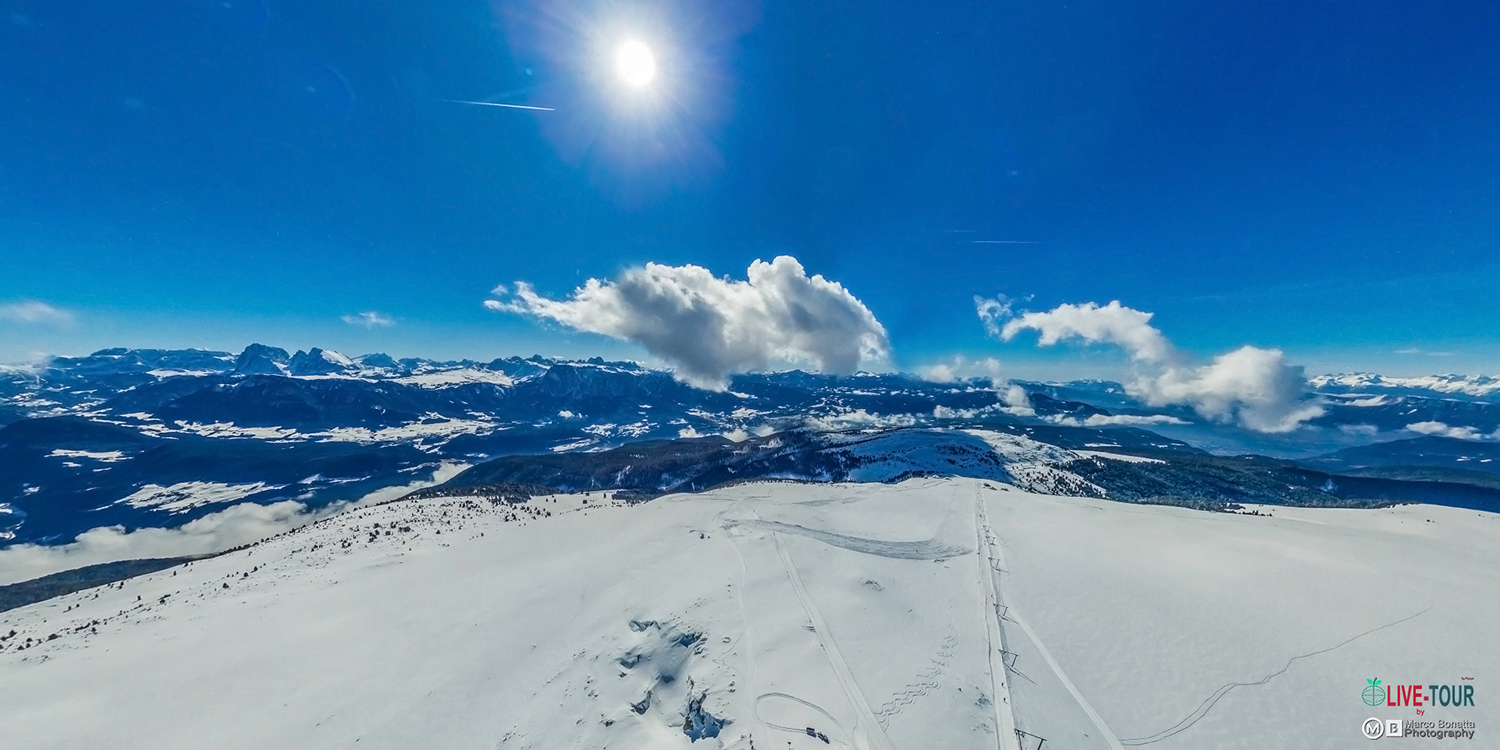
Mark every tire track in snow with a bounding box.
[774,533,896,750]
[754,692,855,748]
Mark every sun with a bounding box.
[614,40,657,88]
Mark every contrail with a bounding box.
[442,99,555,112]
[972,240,1038,244]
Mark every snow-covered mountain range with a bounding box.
[3,348,1498,749]
[1310,371,1500,398]
[3,344,1500,564]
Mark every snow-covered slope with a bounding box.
[3,479,1494,749]
[837,429,1106,497]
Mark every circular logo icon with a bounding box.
[1363,679,1387,706]
[1362,717,1385,740]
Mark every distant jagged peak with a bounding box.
[354,352,400,370]
[232,343,291,377]
[238,343,290,363]
[287,347,357,376]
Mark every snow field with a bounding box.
[987,490,1500,749]
[0,478,1495,750]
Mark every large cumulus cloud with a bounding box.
[489,256,891,390]
[983,297,1324,433]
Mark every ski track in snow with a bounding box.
[874,634,956,726]
[1117,606,1432,746]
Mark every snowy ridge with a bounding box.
[839,429,1107,497]
[394,368,515,389]
[1312,372,1500,398]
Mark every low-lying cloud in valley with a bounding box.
[917,355,1005,384]
[1406,421,1497,441]
[983,297,1325,433]
[488,256,891,390]
[0,463,467,586]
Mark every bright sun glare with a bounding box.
[615,40,657,88]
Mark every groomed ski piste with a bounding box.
[2,476,1496,749]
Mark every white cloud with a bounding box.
[0,354,53,380]
[1140,346,1326,433]
[918,356,1035,418]
[999,300,1173,363]
[919,362,959,383]
[1000,385,1034,414]
[1045,413,1191,428]
[1405,421,1493,441]
[1085,413,1189,427]
[342,311,396,328]
[932,405,978,419]
[917,355,1004,384]
[722,424,778,442]
[488,256,890,390]
[986,297,1324,433]
[974,295,1013,338]
[0,300,74,325]
[804,409,917,432]
[932,401,1036,420]
[0,462,467,585]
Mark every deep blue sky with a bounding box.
[4,0,1499,377]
